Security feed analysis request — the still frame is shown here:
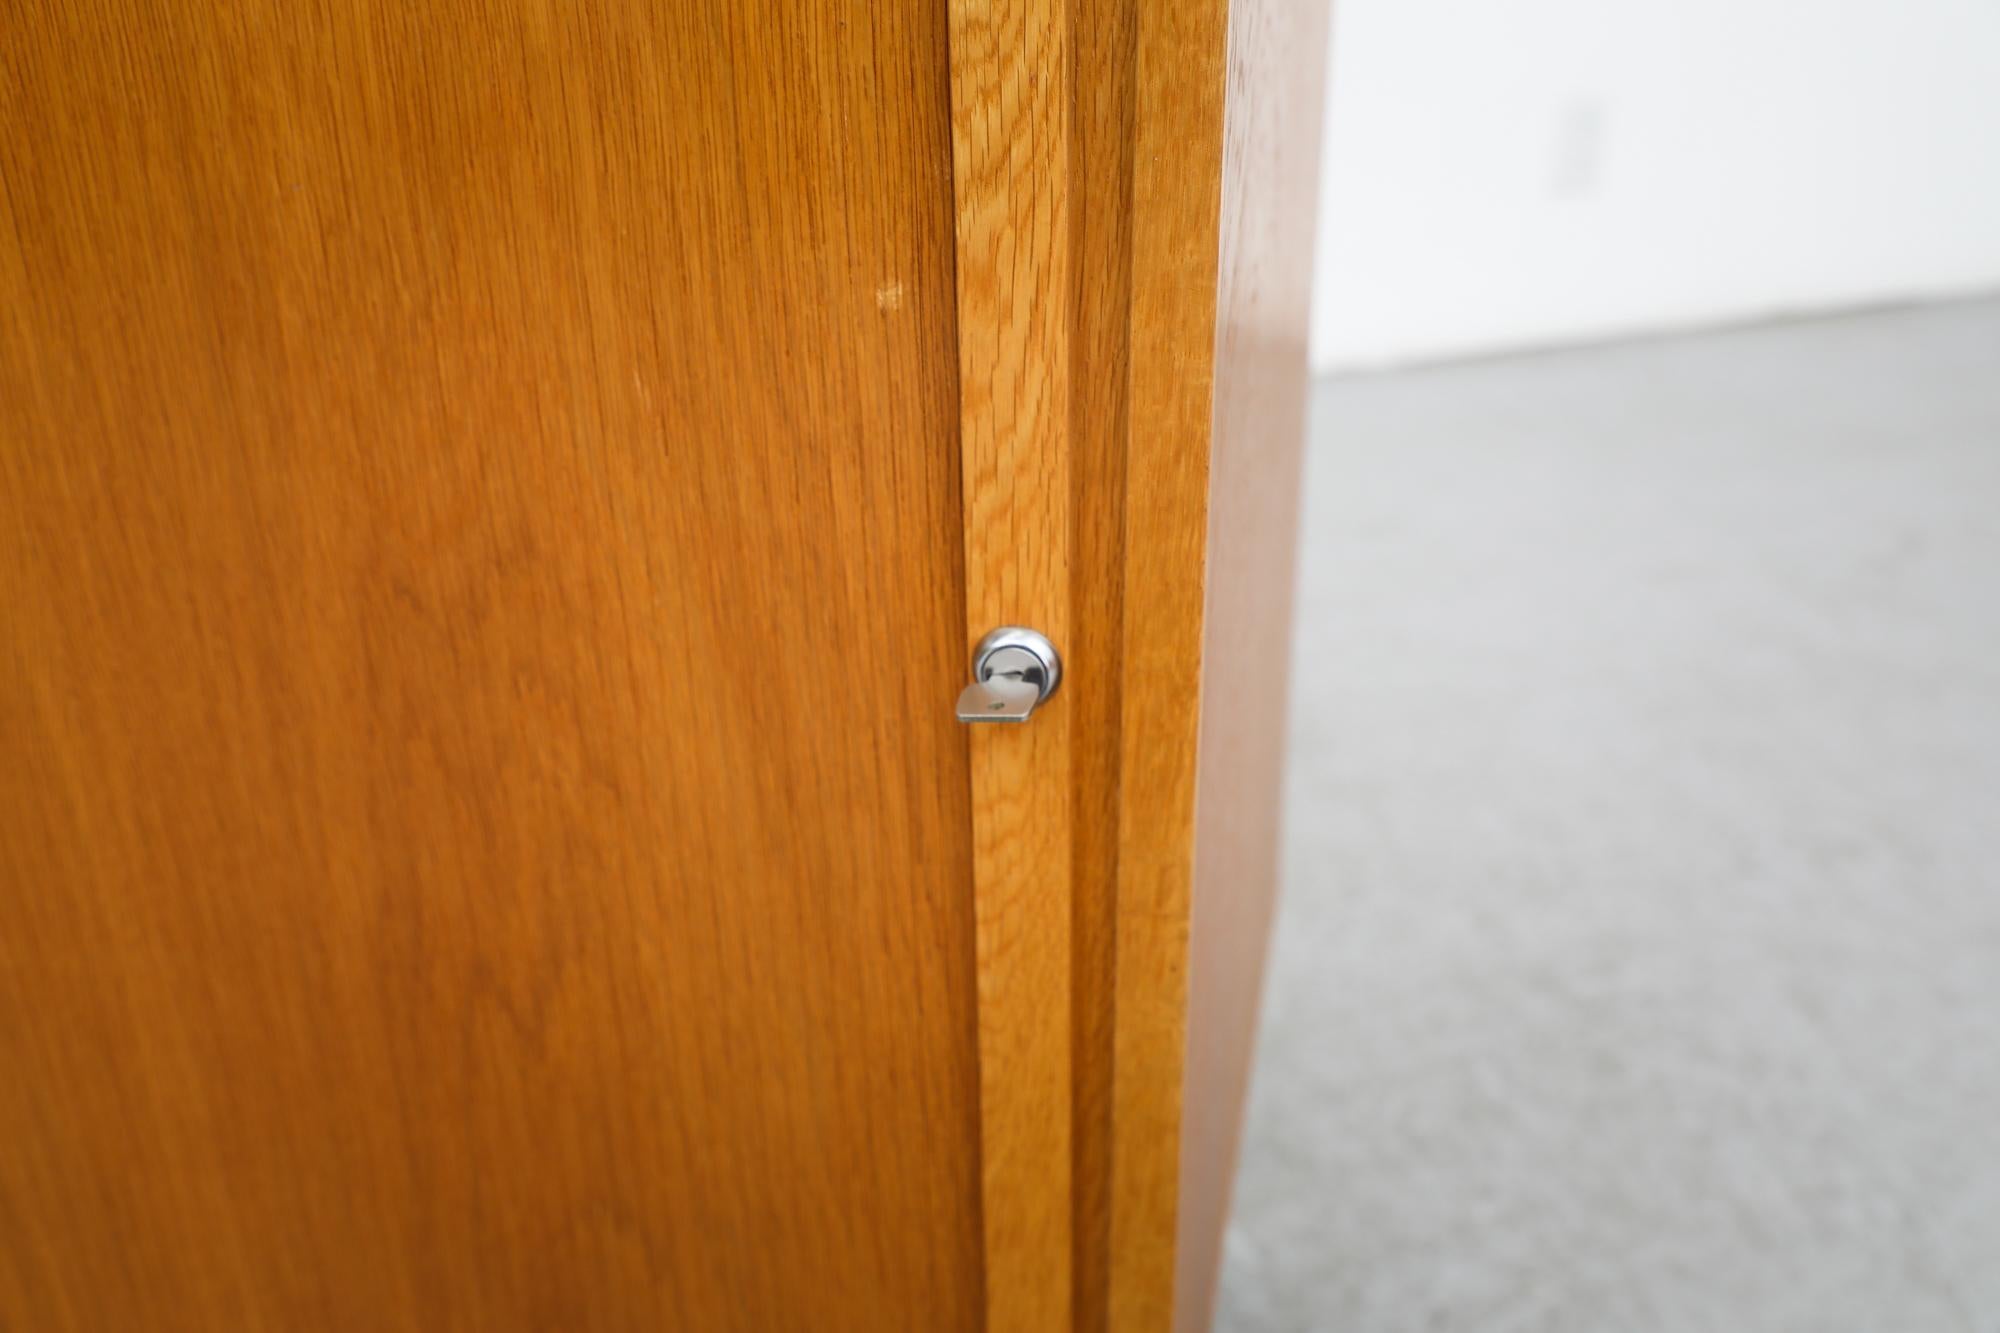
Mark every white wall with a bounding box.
[1310,0,2000,372]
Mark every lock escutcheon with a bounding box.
[955,626,1062,723]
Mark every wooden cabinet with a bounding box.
[0,1,1326,1328]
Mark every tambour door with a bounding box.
[0,3,983,1329]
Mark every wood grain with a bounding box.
[1176,0,1333,1327]
[0,3,981,1330]
[945,0,1077,1328]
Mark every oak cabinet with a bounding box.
[0,1,1326,1328]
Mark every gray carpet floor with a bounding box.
[1215,300,2000,1332]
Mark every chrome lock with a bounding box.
[955,626,1062,724]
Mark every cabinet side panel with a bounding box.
[1175,0,1333,1329]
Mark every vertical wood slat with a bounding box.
[1107,0,1230,1324]
[945,0,1076,1330]
[1066,0,1137,1323]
